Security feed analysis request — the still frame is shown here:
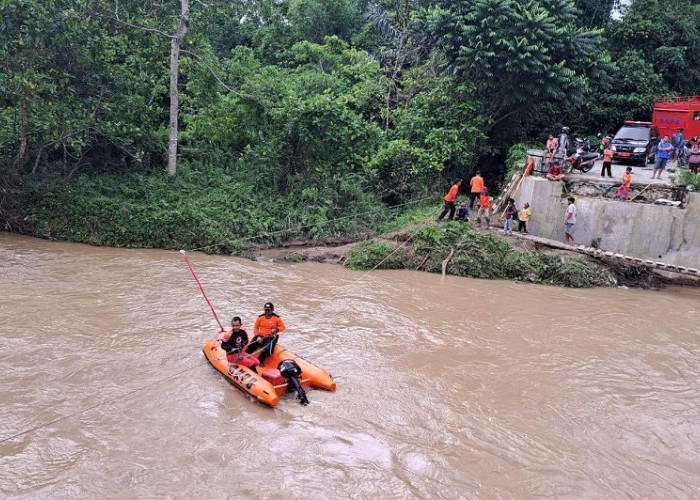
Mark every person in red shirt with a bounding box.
[436,178,461,222]
[546,161,565,181]
[245,302,286,365]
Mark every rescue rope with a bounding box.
[0,361,202,445]
[181,250,225,332]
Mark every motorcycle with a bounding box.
[569,136,599,154]
[563,141,600,173]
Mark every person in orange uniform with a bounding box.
[469,171,484,208]
[475,187,491,228]
[436,178,461,222]
[245,302,286,365]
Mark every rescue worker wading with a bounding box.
[245,302,286,366]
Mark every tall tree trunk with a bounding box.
[167,0,189,176]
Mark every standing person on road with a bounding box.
[558,127,570,157]
[469,171,484,209]
[564,196,577,245]
[671,128,685,160]
[688,137,700,173]
[601,142,613,178]
[652,135,673,179]
[436,178,461,222]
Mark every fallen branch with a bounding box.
[415,253,430,271]
[441,247,454,277]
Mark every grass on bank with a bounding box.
[15,163,392,253]
[346,223,617,288]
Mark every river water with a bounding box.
[1,233,699,499]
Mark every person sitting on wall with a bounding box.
[546,161,565,181]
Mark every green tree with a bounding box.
[287,0,361,43]
[574,0,617,27]
[422,0,603,138]
[606,0,700,96]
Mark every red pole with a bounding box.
[180,250,225,332]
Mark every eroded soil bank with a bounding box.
[251,224,700,289]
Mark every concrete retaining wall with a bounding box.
[514,177,700,268]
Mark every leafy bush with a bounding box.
[344,241,406,270]
[673,169,700,192]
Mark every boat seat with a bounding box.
[227,353,260,368]
[261,368,286,386]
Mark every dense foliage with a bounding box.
[1,0,698,250]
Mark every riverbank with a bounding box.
[253,221,697,289]
[4,163,698,289]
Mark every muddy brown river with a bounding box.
[1,233,699,498]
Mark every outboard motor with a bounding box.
[278,359,309,405]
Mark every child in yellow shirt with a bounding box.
[518,202,531,233]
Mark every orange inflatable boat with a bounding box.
[202,336,336,407]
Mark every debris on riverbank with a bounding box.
[259,222,698,289]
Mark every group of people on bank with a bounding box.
[434,125,700,248]
[436,173,532,235]
[216,302,285,371]
[670,128,700,173]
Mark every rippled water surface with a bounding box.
[1,233,699,498]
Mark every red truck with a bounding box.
[652,95,700,139]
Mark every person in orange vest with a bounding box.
[436,178,461,222]
[469,171,484,208]
[245,302,286,366]
[475,187,491,228]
